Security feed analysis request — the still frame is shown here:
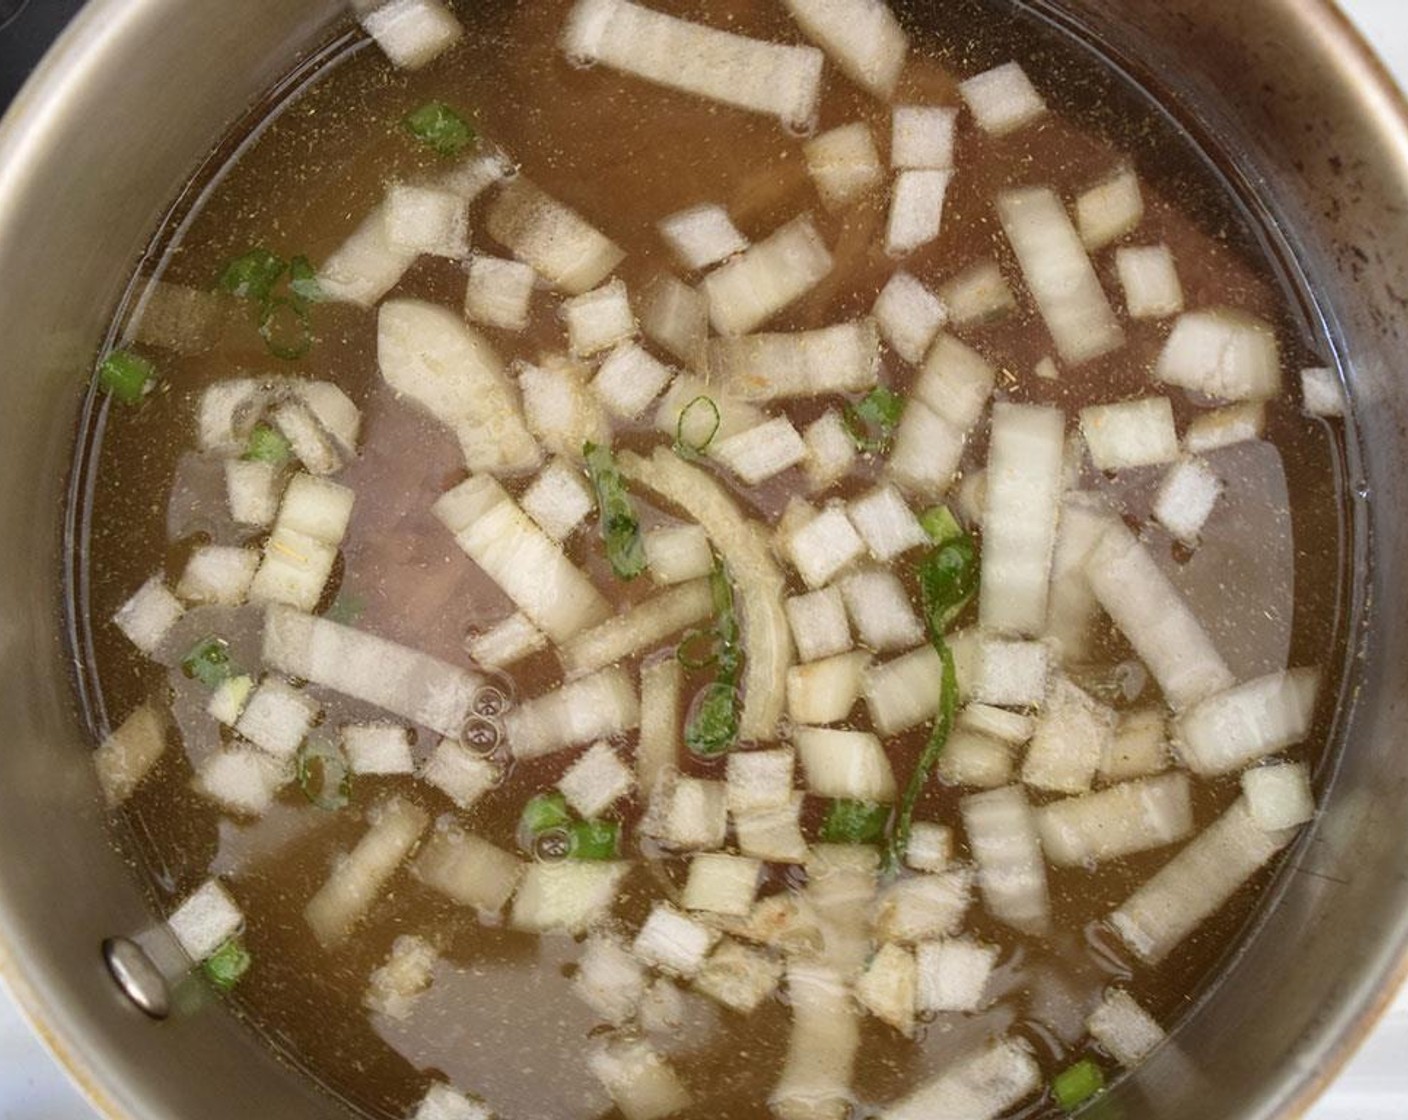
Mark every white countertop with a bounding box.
[4,1,1408,1117]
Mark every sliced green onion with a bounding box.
[584,442,647,580]
[684,560,743,756]
[218,247,286,304]
[676,627,720,670]
[1052,1059,1106,1112]
[202,937,251,993]
[243,423,292,466]
[296,737,352,812]
[258,297,313,361]
[843,386,905,454]
[917,534,981,635]
[521,791,573,836]
[288,255,325,304]
[673,395,721,458]
[403,101,477,157]
[182,636,234,689]
[567,819,620,861]
[98,349,158,405]
[919,504,963,545]
[820,799,890,845]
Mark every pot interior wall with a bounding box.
[0,2,1404,1119]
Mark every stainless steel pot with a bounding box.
[0,2,1404,1118]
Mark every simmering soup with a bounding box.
[71,1,1350,1118]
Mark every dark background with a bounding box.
[0,0,88,108]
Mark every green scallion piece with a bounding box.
[258,297,313,361]
[584,442,647,580]
[296,737,353,812]
[218,247,287,304]
[243,423,292,466]
[675,627,720,670]
[674,395,721,458]
[1052,1059,1106,1112]
[567,819,620,861]
[288,255,325,304]
[919,504,963,545]
[403,101,477,156]
[684,560,743,756]
[203,937,251,993]
[181,636,234,689]
[98,349,158,405]
[917,533,981,636]
[820,799,890,845]
[843,386,905,453]
[521,791,573,836]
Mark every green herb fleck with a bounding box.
[584,442,647,580]
[218,247,286,304]
[675,627,721,670]
[820,800,890,845]
[521,791,573,836]
[98,349,158,405]
[1052,1059,1106,1112]
[843,386,905,453]
[203,937,251,993]
[673,396,721,459]
[181,637,234,689]
[919,504,963,545]
[403,101,477,157]
[567,819,620,861]
[258,296,314,361]
[243,423,292,466]
[288,255,325,304]
[684,560,744,756]
[296,737,352,812]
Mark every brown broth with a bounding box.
[69,2,1350,1118]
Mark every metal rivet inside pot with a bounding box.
[102,937,171,1020]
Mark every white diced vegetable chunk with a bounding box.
[638,659,681,798]
[1022,675,1116,793]
[726,748,796,814]
[269,405,333,473]
[886,169,952,257]
[803,122,884,211]
[520,458,594,542]
[575,934,648,1024]
[465,254,536,332]
[1301,366,1346,417]
[1242,761,1316,831]
[787,651,869,725]
[633,903,720,977]
[1174,667,1319,776]
[873,270,947,365]
[786,506,866,590]
[938,728,1013,789]
[422,739,499,810]
[504,667,639,759]
[1075,166,1144,251]
[510,861,630,935]
[795,726,897,802]
[694,938,783,1013]
[713,320,879,402]
[961,785,1050,933]
[863,645,945,736]
[563,278,637,357]
[875,869,973,943]
[1116,244,1183,319]
[518,356,611,459]
[878,1038,1040,1120]
[562,580,714,675]
[559,741,635,819]
[803,409,859,491]
[359,0,462,69]
[701,214,833,336]
[1087,989,1166,1068]
[290,380,360,453]
[938,259,1017,327]
[682,853,762,916]
[1153,456,1223,544]
[640,274,707,369]
[784,0,907,99]
[659,204,748,271]
[959,703,1034,744]
[959,61,1046,134]
[276,472,355,544]
[1080,397,1180,471]
[342,724,415,776]
[734,794,808,864]
[1155,309,1281,401]
[168,879,243,963]
[384,183,469,258]
[592,341,674,420]
[916,937,999,1013]
[839,568,924,652]
[225,459,281,528]
[1184,401,1267,452]
[644,524,713,586]
[413,1084,491,1120]
[113,576,184,654]
[847,485,928,562]
[235,677,318,760]
[411,826,523,913]
[587,1038,692,1120]
[1036,773,1194,866]
[712,416,808,485]
[176,545,258,606]
[486,178,624,296]
[771,963,861,1120]
[973,639,1049,708]
[192,747,289,817]
[467,612,547,670]
[891,105,957,170]
[856,942,917,1036]
[905,822,953,873]
[644,774,729,851]
[1100,709,1169,781]
[94,703,168,808]
[915,334,998,430]
[365,934,438,1021]
[888,399,966,498]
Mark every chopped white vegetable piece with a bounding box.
[1075,165,1144,251]
[805,853,877,975]
[559,741,635,819]
[365,934,438,1021]
[1242,761,1315,831]
[127,279,225,354]
[961,785,1050,933]
[653,374,763,450]
[168,879,243,964]
[384,182,469,258]
[702,215,834,337]
[973,638,1049,708]
[638,658,682,798]
[287,377,359,451]
[644,774,728,852]
[847,485,928,562]
[1080,397,1179,471]
[575,934,648,1024]
[712,416,808,485]
[644,524,713,587]
[587,1038,692,1120]
[892,105,957,170]
[873,271,947,365]
[175,545,258,607]
[435,474,610,644]
[856,942,917,1036]
[979,403,1065,636]
[520,459,594,543]
[1155,309,1281,401]
[915,334,999,430]
[784,0,907,99]
[839,568,924,652]
[315,202,418,308]
[1087,989,1166,1068]
[1022,675,1116,793]
[263,606,483,737]
[518,355,611,460]
[464,253,536,333]
[422,739,499,810]
[1035,355,1059,380]
[777,497,819,557]
[487,178,625,298]
[886,169,952,257]
[268,399,341,476]
[787,651,869,725]
[1111,797,1295,962]
[1085,520,1234,710]
[734,793,809,864]
[94,702,167,808]
[192,746,289,817]
[225,459,281,529]
[379,299,540,474]
[235,677,317,760]
[682,853,762,917]
[1037,773,1193,866]
[937,730,1012,789]
[717,893,823,955]
[938,259,1017,327]
[305,797,429,947]
[359,0,462,69]
[592,342,674,421]
[1301,366,1346,417]
[275,471,355,544]
[958,61,1047,135]
[887,399,966,498]
[1117,244,1183,319]
[563,278,637,357]
[875,869,973,943]
[341,724,414,776]
[785,506,867,590]
[1101,709,1169,781]
[640,274,708,370]
[916,937,999,1013]
[510,860,630,935]
[1174,667,1319,776]
[504,667,639,760]
[694,938,782,1013]
[998,187,1124,365]
[771,963,861,1120]
[803,410,860,492]
[562,580,713,675]
[897,829,949,884]
[795,726,896,802]
[959,703,1034,745]
[658,204,749,271]
[1184,400,1267,452]
[1153,456,1223,544]
[878,1038,1041,1120]
[1042,493,1111,662]
[863,644,944,736]
[412,1084,491,1120]
[713,320,880,402]
[803,122,885,211]
[467,612,548,670]
[633,903,720,977]
[113,575,184,655]
[726,748,796,814]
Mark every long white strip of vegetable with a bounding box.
[1021,674,1115,794]
[804,846,878,976]
[304,797,429,948]
[960,785,1050,934]
[877,1038,1041,1120]
[588,1038,692,1120]
[770,962,861,1120]
[413,826,524,913]
[1042,494,1113,662]
[561,579,715,674]
[978,403,1065,636]
[562,0,824,132]
[433,474,611,645]
[378,299,541,475]
[1035,773,1194,866]
[996,186,1125,365]
[709,320,880,401]
[637,658,682,797]
[484,177,625,296]
[1084,520,1235,710]
[782,0,907,99]
[618,448,793,740]
[1173,667,1319,775]
[94,703,168,808]
[263,606,481,738]
[503,667,640,759]
[915,334,996,429]
[1110,797,1295,963]
[700,215,834,337]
